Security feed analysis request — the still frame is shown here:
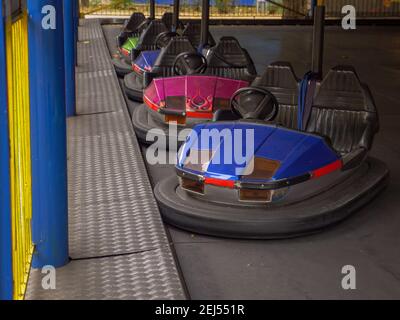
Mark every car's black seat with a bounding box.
[306,66,379,157]
[117,13,149,49]
[125,12,146,33]
[252,62,299,128]
[182,21,216,49]
[150,36,197,78]
[161,12,174,31]
[206,37,257,82]
[131,20,169,58]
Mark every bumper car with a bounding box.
[112,13,150,76]
[112,14,173,77]
[117,12,148,53]
[131,36,257,139]
[123,36,201,102]
[154,65,389,239]
[132,49,161,74]
[131,21,216,76]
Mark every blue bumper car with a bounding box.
[154,65,389,239]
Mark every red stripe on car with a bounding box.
[204,178,235,189]
[312,159,342,179]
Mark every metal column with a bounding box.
[200,0,210,49]
[172,0,180,32]
[27,0,69,269]
[150,0,155,19]
[311,4,325,79]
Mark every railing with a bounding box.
[79,0,310,18]
[0,2,33,300]
[79,0,400,19]
[325,0,400,18]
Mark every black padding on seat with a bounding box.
[136,20,169,51]
[213,109,241,122]
[151,37,196,77]
[161,12,174,31]
[313,66,376,112]
[253,62,299,105]
[182,21,216,48]
[206,37,257,82]
[118,14,149,48]
[125,12,146,32]
[253,62,299,128]
[307,66,379,154]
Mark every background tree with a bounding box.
[282,0,308,18]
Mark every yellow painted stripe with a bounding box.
[5,11,34,301]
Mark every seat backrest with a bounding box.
[252,62,299,128]
[182,21,216,49]
[137,20,169,51]
[125,12,146,32]
[152,37,196,77]
[206,37,257,82]
[306,66,379,154]
[161,12,174,31]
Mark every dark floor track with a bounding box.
[103,23,400,299]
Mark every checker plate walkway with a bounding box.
[26,20,187,300]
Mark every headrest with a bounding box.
[213,36,244,55]
[182,22,216,48]
[126,12,146,31]
[257,62,299,89]
[254,62,299,105]
[140,20,168,41]
[314,66,376,112]
[154,37,196,66]
[208,37,249,67]
[161,12,174,29]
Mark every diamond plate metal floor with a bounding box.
[26,20,187,300]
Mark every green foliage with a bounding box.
[215,0,233,14]
[110,0,132,8]
[89,0,101,7]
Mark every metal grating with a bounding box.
[76,70,124,114]
[26,249,186,300]
[26,19,186,300]
[67,129,169,258]
[77,38,113,73]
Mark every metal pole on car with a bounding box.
[311,0,325,79]
[200,0,210,49]
[150,0,156,20]
[172,0,180,32]
[28,0,69,269]
[310,0,317,17]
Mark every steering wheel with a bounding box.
[173,52,208,76]
[230,87,279,121]
[155,31,178,49]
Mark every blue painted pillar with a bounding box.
[64,0,76,117]
[0,2,13,301]
[73,0,79,67]
[28,0,69,269]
